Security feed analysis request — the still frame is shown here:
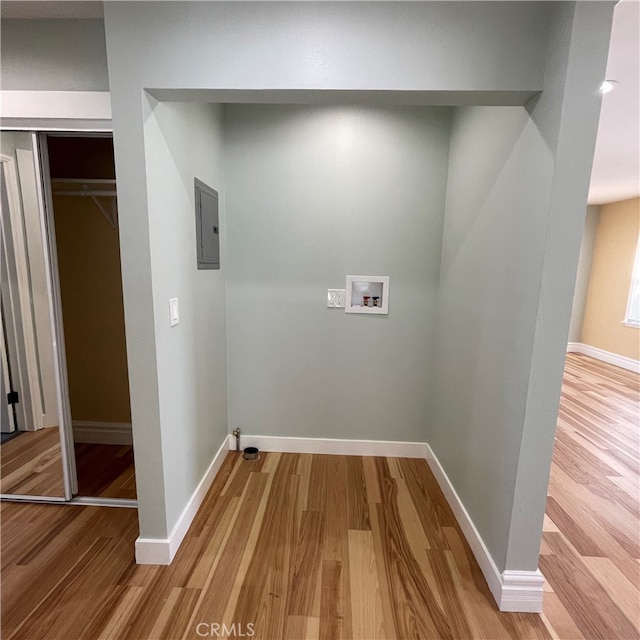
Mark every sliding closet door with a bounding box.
[0,131,75,499]
[37,132,78,498]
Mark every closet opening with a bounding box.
[45,134,135,500]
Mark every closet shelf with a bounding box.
[51,178,116,197]
[51,179,118,229]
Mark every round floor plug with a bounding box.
[243,446,259,461]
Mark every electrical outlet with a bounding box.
[327,289,346,308]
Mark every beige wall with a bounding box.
[582,197,640,360]
[54,194,131,423]
[568,205,600,342]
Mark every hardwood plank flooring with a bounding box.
[2,451,552,639]
[0,353,637,638]
[74,442,136,499]
[540,353,640,640]
[0,427,65,496]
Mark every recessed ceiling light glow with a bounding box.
[599,80,619,94]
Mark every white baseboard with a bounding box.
[567,342,640,373]
[423,444,544,612]
[135,434,231,565]
[423,444,503,606]
[501,570,546,613]
[72,421,133,446]
[230,434,429,458]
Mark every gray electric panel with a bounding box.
[194,178,220,270]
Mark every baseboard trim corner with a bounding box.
[135,434,231,565]
[567,342,640,373]
[500,569,545,612]
[424,444,544,613]
[134,537,172,565]
[423,444,503,605]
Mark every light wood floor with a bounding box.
[2,452,551,640]
[540,353,639,639]
[0,427,65,496]
[1,353,638,639]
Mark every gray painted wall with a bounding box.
[432,104,549,572]
[568,205,601,343]
[224,104,450,442]
[431,2,614,573]
[505,2,614,572]
[103,0,554,542]
[99,1,614,573]
[1,19,109,91]
[140,100,228,536]
[104,2,550,93]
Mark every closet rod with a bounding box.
[51,178,115,184]
[53,190,116,197]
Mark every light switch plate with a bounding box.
[327,289,346,308]
[169,298,179,326]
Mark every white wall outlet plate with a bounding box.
[169,297,179,326]
[327,289,346,308]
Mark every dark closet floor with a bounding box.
[74,443,136,499]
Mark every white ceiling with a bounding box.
[589,0,640,205]
[2,0,638,205]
